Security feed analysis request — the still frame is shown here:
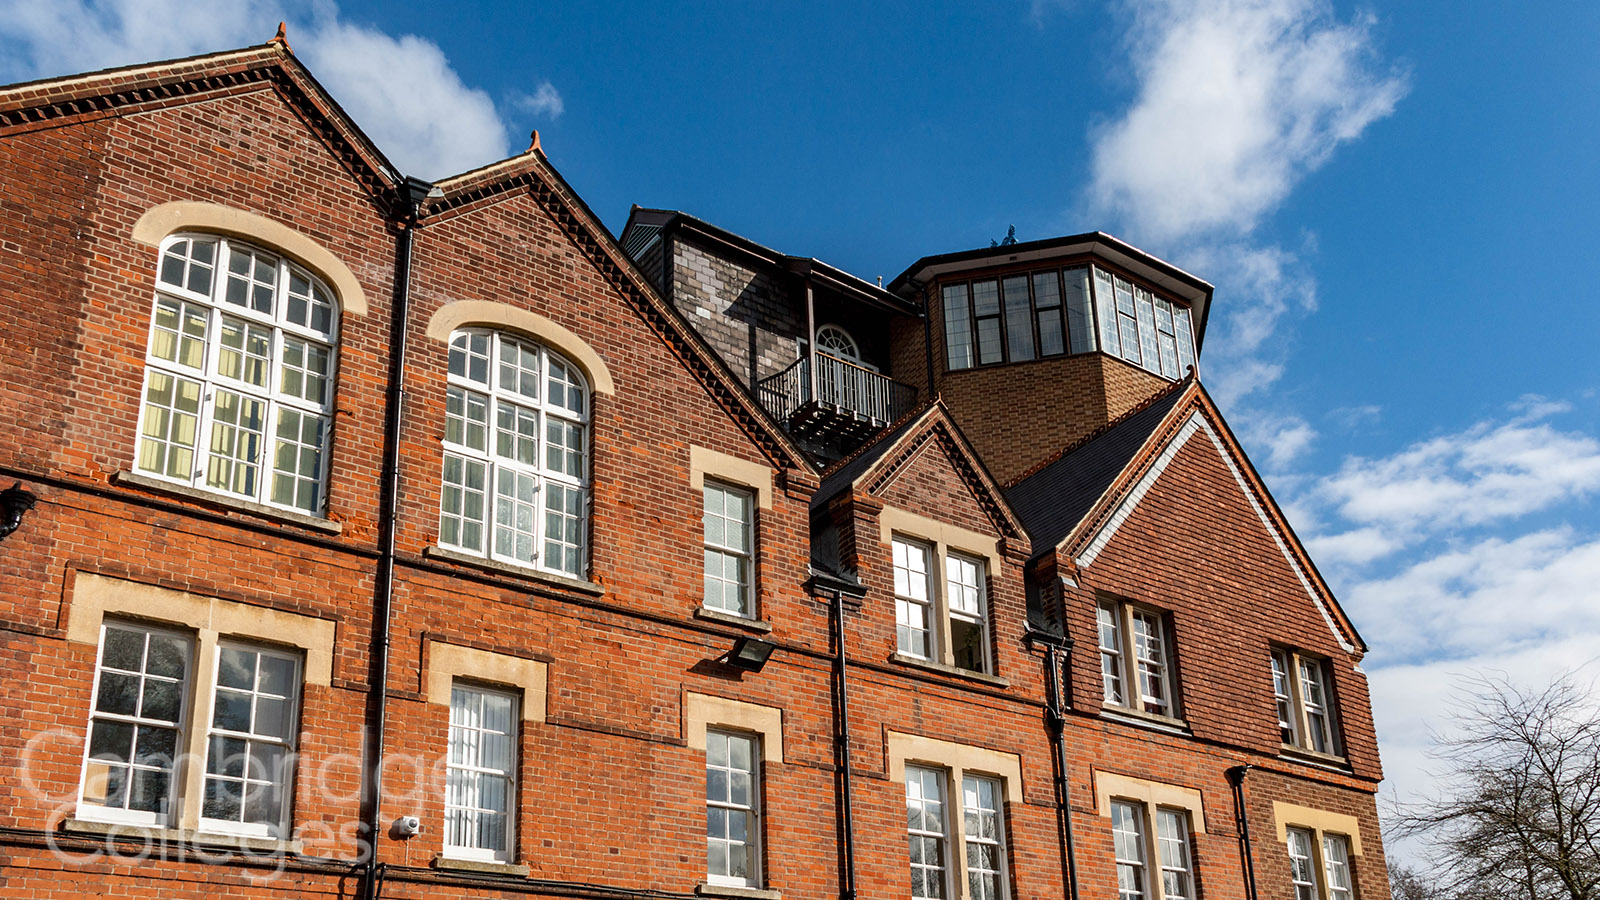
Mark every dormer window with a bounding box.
[941,264,1193,381]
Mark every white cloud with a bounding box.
[1083,0,1406,440]
[1089,0,1409,244]
[0,0,527,179]
[1346,528,1600,663]
[295,19,509,178]
[1328,403,1382,429]
[513,81,565,119]
[1319,412,1600,538]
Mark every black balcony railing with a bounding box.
[757,354,916,446]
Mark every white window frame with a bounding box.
[1154,807,1197,900]
[893,534,994,676]
[1098,598,1179,719]
[438,328,590,578]
[77,622,304,839]
[134,234,340,515]
[906,765,953,900]
[444,683,520,863]
[945,552,991,675]
[199,642,302,838]
[1111,799,1149,900]
[1109,798,1198,900]
[703,480,756,618]
[705,729,761,888]
[1271,648,1341,757]
[894,538,937,661]
[77,621,194,827]
[1284,822,1359,900]
[903,765,1012,900]
[961,774,1009,900]
[1287,827,1318,900]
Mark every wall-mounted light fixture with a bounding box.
[724,636,776,673]
[0,482,36,541]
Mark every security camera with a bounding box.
[392,815,421,838]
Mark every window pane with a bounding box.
[446,685,519,860]
[894,540,933,659]
[1174,306,1196,375]
[1111,801,1147,900]
[962,776,1004,900]
[1098,602,1125,705]
[1093,267,1120,357]
[942,285,973,370]
[1002,276,1034,362]
[1156,809,1194,900]
[906,767,947,900]
[1287,828,1318,900]
[1134,287,1160,372]
[1063,267,1096,354]
[707,730,758,885]
[83,624,189,822]
[975,316,1003,366]
[1032,271,1065,357]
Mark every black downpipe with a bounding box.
[918,280,936,399]
[830,588,858,900]
[1228,765,1260,900]
[1030,633,1081,900]
[359,178,434,900]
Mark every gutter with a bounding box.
[360,174,441,900]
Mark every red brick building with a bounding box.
[0,35,1389,900]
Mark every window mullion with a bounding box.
[1120,605,1138,703]
[1291,653,1312,750]
[1145,803,1165,900]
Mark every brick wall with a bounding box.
[0,49,1391,900]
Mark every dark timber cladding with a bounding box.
[0,34,1392,900]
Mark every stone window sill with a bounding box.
[889,652,1009,688]
[1279,744,1351,771]
[695,607,773,633]
[432,853,531,876]
[61,817,303,854]
[697,883,782,900]
[115,471,342,534]
[1100,705,1191,736]
[423,545,606,596]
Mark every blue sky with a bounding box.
[5,0,1600,868]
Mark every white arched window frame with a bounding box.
[134,234,339,515]
[439,329,590,578]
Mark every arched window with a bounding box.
[439,329,590,578]
[135,234,339,515]
[814,324,860,362]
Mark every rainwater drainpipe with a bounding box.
[359,175,440,900]
[1228,765,1261,900]
[1026,629,1081,900]
[912,279,935,399]
[812,574,865,900]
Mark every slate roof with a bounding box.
[1005,384,1188,559]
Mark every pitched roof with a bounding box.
[1009,378,1366,654]
[1005,381,1189,557]
[0,37,402,215]
[811,401,1029,551]
[0,40,816,478]
[810,401,933,513]
[419,145,816,476]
